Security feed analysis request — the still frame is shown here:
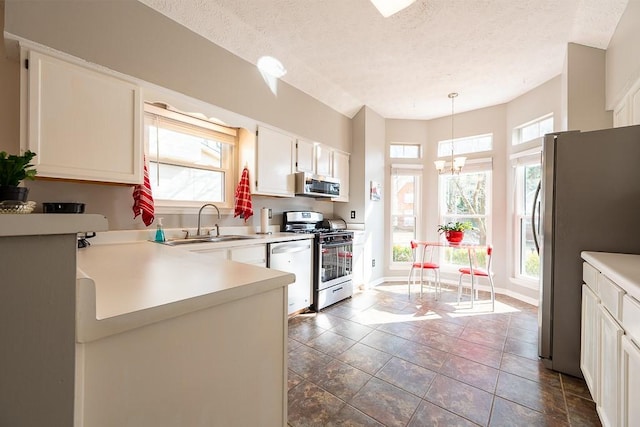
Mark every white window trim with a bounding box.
[437,133,493,158]
[390,164,423,269]
[389,143,422,159]
[144,103,237,210]
[437,167,492,273]
[513,113,553,146]
[510,146,542,164]
[511,159,541,285]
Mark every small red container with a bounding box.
[445,231,464,243]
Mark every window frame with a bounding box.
[389,164,423,269]
[144,103,237,212]
[511,148,542,286]
[437,160,492,271]
[513,114,554,146]
[390,143,422,159]
[437,133,493,158]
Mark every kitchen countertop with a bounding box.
[76,241,296,342]
[88,227,313,247]
[581,251,640,302]
[0,213,108,236]
[76,230,313,342]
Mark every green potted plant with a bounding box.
[437,221,472,243]
[0,150,37,202]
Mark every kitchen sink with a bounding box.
[161,235,258,246]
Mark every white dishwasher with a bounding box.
[268,239,313,315]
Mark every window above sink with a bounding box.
[145,103,237,211]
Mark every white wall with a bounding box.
[606,0,640,110]
[364,107,386,283]
[505,76,562,302]
[564,43,612,132]
[335,106,387,285]
[384,104,508,291]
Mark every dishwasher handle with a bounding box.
[270,242,311,255]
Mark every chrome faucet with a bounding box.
[196,203,221,237]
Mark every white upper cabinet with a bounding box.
[613,76,640,128]
[296,140,343,191]
[22,50,142,184]
[315,144,332,177]
[239,127,347,200]
[295,138,315,173]
[332,150,350,202]
[254,126,295,197]
[632,87,640,126]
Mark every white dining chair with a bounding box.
[457,245,495,311]
[408,240,441,299]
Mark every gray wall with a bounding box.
[0,1,19,155]
[2,0,351,230]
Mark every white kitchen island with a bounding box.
[0,215,295,427]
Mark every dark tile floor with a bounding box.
[287,283,601,427]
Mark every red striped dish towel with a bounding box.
[234,167,253,222]
[132,155,155,226]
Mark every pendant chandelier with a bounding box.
[434,92,466,174]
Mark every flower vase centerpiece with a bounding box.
[437,221,472,243]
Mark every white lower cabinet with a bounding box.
[229,245,267,267]
[598,304,623,427]
[268,240,313,315]
[189,244,266,267]
[581,284,599,401]
[581,253,640,427]
[621,335,640,427]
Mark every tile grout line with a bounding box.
[559,373,572,426]
[289,285,593,426]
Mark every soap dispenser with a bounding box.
[155,217,166,242]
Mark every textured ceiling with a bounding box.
[138,0,628,120]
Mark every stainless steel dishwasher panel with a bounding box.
[268,239,313,315]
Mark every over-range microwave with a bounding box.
[294,172,340,197]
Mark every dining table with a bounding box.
[414,240,488,309]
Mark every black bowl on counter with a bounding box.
[43,202,85,214]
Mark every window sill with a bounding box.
[154,203,233,215]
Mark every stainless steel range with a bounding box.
[282,211,354,311]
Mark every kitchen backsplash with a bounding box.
[26,179,336,231]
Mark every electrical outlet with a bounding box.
[268,208,272,219]
[350,210,356,219]
[372,259,376,267]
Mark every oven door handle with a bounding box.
[320,241,353,249]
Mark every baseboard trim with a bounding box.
[378,276,539,306]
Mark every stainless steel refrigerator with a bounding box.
[535,125,640,377]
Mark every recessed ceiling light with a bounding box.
[370,0,416,17]
[257,56,287,78]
